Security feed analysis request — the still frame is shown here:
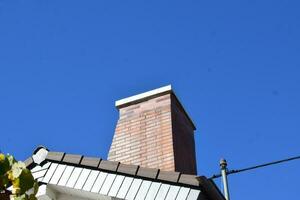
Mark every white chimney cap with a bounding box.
[115,85,172,108]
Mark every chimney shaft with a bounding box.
[108,85,197,174]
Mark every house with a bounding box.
[24,85,225,200]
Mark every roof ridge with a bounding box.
[26,146,225,200]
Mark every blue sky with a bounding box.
[1,1,300,199]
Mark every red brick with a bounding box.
[108,89,196,174]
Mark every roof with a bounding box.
[26,146,225,200]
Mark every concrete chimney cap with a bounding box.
[115,85,173,108]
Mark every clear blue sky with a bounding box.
[1,1,300,199]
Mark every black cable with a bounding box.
[210,155,300,179]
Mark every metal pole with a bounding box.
[220,159,230,200]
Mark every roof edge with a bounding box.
[27,146,226,199]
[197,176,226,200]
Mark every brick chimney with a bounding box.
[108,85,197,175]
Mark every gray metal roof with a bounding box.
[26,147,225,200]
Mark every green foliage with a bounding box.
[0,154,38,200]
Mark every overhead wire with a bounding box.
[210,155,300,179]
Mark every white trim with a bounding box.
[32,148,48,165]
[37,185,56,200]
[33,161,202,200]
